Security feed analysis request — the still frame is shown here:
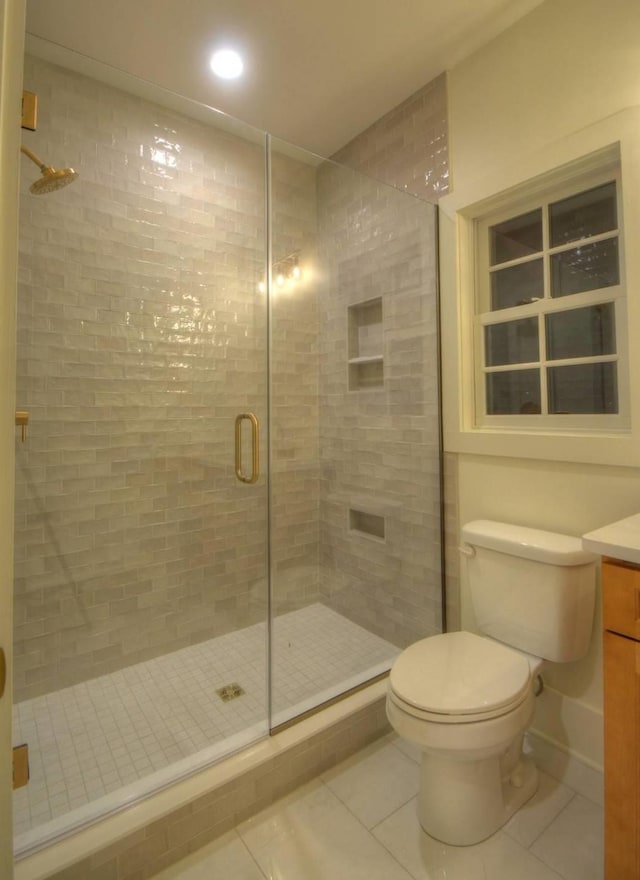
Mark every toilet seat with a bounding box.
[389,631,532,723]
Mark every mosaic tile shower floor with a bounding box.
[13,603,399,848]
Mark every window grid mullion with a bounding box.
[484,353,620,373]
[547,228,619,257]
[538,312,548,414]
[477,168,623,423]
[540,198,551,414]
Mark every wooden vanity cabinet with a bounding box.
[602,558,640,879]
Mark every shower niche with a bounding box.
[348,297,384,390]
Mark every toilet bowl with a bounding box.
[387,631,540,845]
[386,520,597,847]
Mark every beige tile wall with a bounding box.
[269,148,321,614]
[15,56,452,707]
[332,73,449,202]
[334,74,460,635]
[14,57,317,701]
[315,160,442,647]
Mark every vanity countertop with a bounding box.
[582,513,640,565]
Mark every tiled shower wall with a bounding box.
[269,147,320,615]
[329,73,460,633]
[332,73,449,202]
[15,55,450,703]
[14,56,317,701]
[315,163,442,646]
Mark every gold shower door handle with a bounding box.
[235,413,259,484]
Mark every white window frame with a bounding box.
[473,165,628,433]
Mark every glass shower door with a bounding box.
[268,138,442,728]
[13,51,270,852]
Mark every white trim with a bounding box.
[474,166,624,429]
[0,1,26,877]
[440,109,640,466]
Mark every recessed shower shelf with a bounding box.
[348,297,384,390]
[347,355,383,365]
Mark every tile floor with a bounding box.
[151,735,604,880]
[13,603,399,848]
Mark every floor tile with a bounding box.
[13,603,398,847]
[373,798,564,880]
[150,830,265,880]
[238,779,414,880]
[530,794,604,880]
[504,770,575,847]
[321,736,419,828]
[390,734,421,764]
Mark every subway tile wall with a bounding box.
[332,73,449,201]
[15,55,450,704]
[315,161,442,646]
[269,147,321,616]
[15,57,317,701]
[330,74,458,632]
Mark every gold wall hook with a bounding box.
[21,91,37,131]
[15,410,29,442]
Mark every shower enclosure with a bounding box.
[12,47,442,855]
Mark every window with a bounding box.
[474,172,626,430]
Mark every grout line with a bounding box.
[238,829,270,880]
[14,603,399,848]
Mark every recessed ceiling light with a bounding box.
[210,49,244,80]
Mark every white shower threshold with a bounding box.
[13,603,399,862]
[15,677,389,880]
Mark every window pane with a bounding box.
[485,319,539,366]
[550,238,619,298]
[486,370,541,415]
[491,259,543,310]
[546,304,616,361]
[548,362,618,413]
[490,209,543,265]
[549,182,617,246]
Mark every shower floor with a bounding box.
[12,603,399,852]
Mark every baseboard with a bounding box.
[525,729,604,807]
[530,682,603,778]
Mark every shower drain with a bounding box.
[216,682,245,702]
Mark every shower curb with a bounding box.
[15,680,391,880]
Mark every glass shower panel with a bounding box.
[268,138,442,728]
[13,53,269,851]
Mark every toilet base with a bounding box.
[418,751,538,846]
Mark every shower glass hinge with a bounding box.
[21,91,37,131]
[13,743,29,789]
[216,683,245,702]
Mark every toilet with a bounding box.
[386,519,597,846]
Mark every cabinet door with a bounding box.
[602,560,640,640]
[604,630,640,879]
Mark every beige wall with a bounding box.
[442,0,640,767]
[1,0,26,871]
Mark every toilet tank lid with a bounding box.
[461,520,598,566]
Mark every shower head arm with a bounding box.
[20,144,50,173]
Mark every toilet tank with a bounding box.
[461,520,598,662]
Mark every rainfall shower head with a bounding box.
[20,145,78,195]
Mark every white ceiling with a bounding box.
[26,0,542,157]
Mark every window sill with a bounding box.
[443,423,640,468]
